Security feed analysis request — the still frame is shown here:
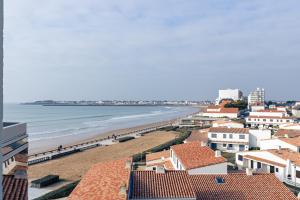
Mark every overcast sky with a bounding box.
[4,0,300,102]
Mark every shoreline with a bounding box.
[29,109,200,156]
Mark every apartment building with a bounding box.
[248,88,265,107]
[69,158,297,200]
[212,120,244,128]
[208,127,250,152]
[260,137,300,153]
[246,109,295,127]
[2,122,28,200]
[216,89,243,104]
[236,148,300,188]
[208,127,271,152]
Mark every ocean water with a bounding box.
[3,103,198,153]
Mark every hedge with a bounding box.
[34,180,80,200]
[117,136,135,143]
[132,129,191,162]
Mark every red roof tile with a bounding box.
[171,142,226,170]
[146,150,170,162]
[209,127,249,134]
[3,175,28,200]
[275,129,300,138]
[131,171,196,199]
[68,158,131,200]
[190,173,297,200]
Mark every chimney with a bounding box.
[284,134,289,138]
[246,168,253,176]
[201,141,206,147]
[215,150,221,158]
[278,145,282,150]
[156,166,165,174]
[125,160,131,169]
[119,183,127,197]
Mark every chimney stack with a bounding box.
[246,168,253,176]
[119,183,127,197]
[156,166,165,174]
[215,150,221,158]
[125,160,131,169]
[284,134,289,138]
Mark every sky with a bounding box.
[4,0,300,102]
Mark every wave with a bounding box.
[28,114,113,124]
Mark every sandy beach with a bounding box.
[28,130,178,181]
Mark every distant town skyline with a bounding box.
[4,0,300,102]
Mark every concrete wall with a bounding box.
[249,129,271,148]
[188,162,227,175]
[260,139,298,152]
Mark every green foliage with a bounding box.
[117,136,135,143]
[224,100,247,110]
[132,128,192,162]
[34,180,80,200]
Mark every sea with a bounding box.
[3,103,198,153]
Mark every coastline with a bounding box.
[28,107,200,155]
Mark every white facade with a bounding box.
[236,151,300,187]
[208,131,249,152]
[246,116,295,127]
[260,139,299,152]
[0,1,3,197]
[249,129,272,148]
[248,88,265,106]
[250,105,265,112]
[203,112,238,119]
[217,89,243,104]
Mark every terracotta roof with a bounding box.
[275,129,300,138]
[243,155,286,168]
[268,149,300,166]
[3,175,28,200]
[171,142,226,170]
[209,127,249,134]
[190,173,297,200]
[164,160,175,170]
[68,158,131,200]
[185,130,208,143]
[131,171,196,199]
[146,150,170,162]
[279,137,300,147]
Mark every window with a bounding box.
[257,162,261,169]
[276,168,279,173]
[251,160,254,169]
[211,134,217,138]
[238,155,243,161]
[270,119,273,122]
[263,119,266,122]
[296,170,300,178]
[228,144,233,148]
[239,145,245,151]
[223,134,227,139]
[239,134,245,139]
[215,177,225,184]
[223,144,227,148]
[270,166,275,173]
[287,120,290,123]
[229,134,233,139]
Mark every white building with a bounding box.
[236,149,300,188]
[216,89,243,104]
[260,137,300,153]
[248,88,265,107]
[203,105,239,119]
[246,109,295,128]
[208,127,271,152]
[170,142,227,175]
[208,127,249,152]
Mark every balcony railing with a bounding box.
[283,178,300,188]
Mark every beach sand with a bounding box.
[28,130,178,181]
